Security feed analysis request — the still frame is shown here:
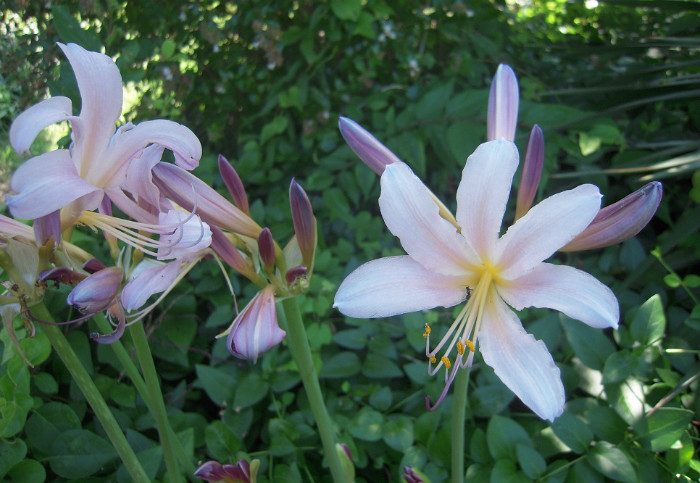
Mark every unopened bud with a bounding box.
[403,466,430,483]
[289,179,316,269]
[218,154,251,215]
[515,125,544,220]
[487,64,519,142]
[339,116,402,175]
[285,265,308,286]
[210,227,260,283]
[257,228,275,271]
[561,181,663,251]
[336,443,355,481]
[66,267,122,314]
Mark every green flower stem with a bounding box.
[92,314,194,475]
[451,368,471,483]
[280,297,347,482]
[33,304,150,482]
[128,321,185,482]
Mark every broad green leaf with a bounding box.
[516,444,546,479]
[369,386,393,411]
[205,421,242,460]
[319,352,361,378]
[362,354,403,378]
[470,428,490,464]
[194,364,237,406]
[630,294,665,345]
[233,373,269,408]
[602,350,637,384]
[51,5,102,51]
[588,442,637,483]
[486,415,531,460]
[349,408,383,442]
[24,402,81,453]
[330,0,361,20]
[383,416,413,452]
[490,459,530,483]
[6,459,45,483]
[562,318,615,370]
[49,429,118,478]
[586,405,628,444]
[0,439,27,478]
[637,407,694,452]
[332,329,368,350]
[552,413,593,453]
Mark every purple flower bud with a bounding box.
[289,179,316,269]
[194,459,254,483]
[33,210,61,247]
[218,154,250,216]
[561,181,663,252]
[257,228,275,271]
[152,162,261,238]
[515,125,544,220]
[285,265,307,286]
[39,267,85,286]
[403,466,426,483]
[83,258,107,274]
[226,285,285,363]
[66,267,122,313]
[487,64,519,142]
[336,443,355,481]
[338,117,402,175]
[210,227,259,282]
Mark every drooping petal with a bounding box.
[227,285,285,363]
[7,150,103,220]
[156,210,211,260]
[58,43,122,175]
[497,263,619,329]
[560,181,662,252]
[456,140,519,257]
[338,117,402,175]
[121,260,182,311]
[9,96,73,154]
[496,184,602,280]
[122,144,166,212]
[0,214,35,240]
[515,125,544,220]
[487,64,519,142]
[379,162,479,275]
[334,256,467,318]
[478,291,565,421]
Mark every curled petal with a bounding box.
[289,179,316,269]
[90,305,126,344]
[380,162,479,275]
[456,140,519,257]
[156,210,211,260]
[8,150,103,220]
[218,154,250,215]
[338,117,402,175]
[9,96,73,154]
[152,162,262,238]
[487,64,519,142]
[334,256,467,318]
[226,285,285,363]
[122,144,167,212]
[515,125,544,220]
[121,260,182,312]
[498,263,619,329]
[67,267,123,314]
[478,291,565,421]
[560,181,663,252]
[496,184,601,280]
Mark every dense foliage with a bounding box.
[1,0,698,481]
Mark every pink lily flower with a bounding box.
[335,140,619,421]
[7,42,201,225]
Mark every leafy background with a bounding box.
[0,0,698,481]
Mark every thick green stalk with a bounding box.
[92,314,194,475]
[34,304,149,482]
[281,297,348,482]
[451,368,471,483]
[128,321,185,482]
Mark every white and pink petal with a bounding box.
[9,96,73,154]
[333,256,467,319]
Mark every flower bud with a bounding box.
[561,181,663,252]
[289,179,316,269]
[336,443,355,481]
[257,227,275,271]
[285,265,308,286]
[194,459,258,483]
[338,116,402,175]
[487,64,519,142]
[83,258,107,274]
[39,267,85,286]
[210,227,260,283]
[218,154,250,215]
[403,466,430,483]
[224,285,285,364]
[66,267,123,313]
[515,125,544,220]
[152,162,261,238]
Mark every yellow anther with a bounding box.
[423,323,431,338]
[441,356,451,369]
[465,340,475,352]
[429,355,437,364]
[457,341,465,355]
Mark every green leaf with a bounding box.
[205,421,242,460]
[49,429,118,478]
[362,354,403,378]
[319,352,361,378]
[562,318,615,370]
[195,364,237,406]
[588,442,637,483]
[383,416,414,451]
[306,322,332,350]
[233,373,269,408]
[51,5,102,51]
[24,402,81,453]
[491,459,530,483]
[551,413,593,453]
[161,39,176,59]
[516,444,546,478]
[630,294,666,345]
[470,428,491,464]
[330,0,361,20]
[0,439,27,479]
[6,459,45,483]
[260,115,289,144]
[638,408,694,452]
[349,408,383,442]
[586,406,628,444]
[602,350,637,384]
[333,329,368,350]
[486,415,531,460]
[369,386,393,411]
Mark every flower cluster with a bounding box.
[334,65,661,421]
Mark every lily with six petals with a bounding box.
[334,140,619,421]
